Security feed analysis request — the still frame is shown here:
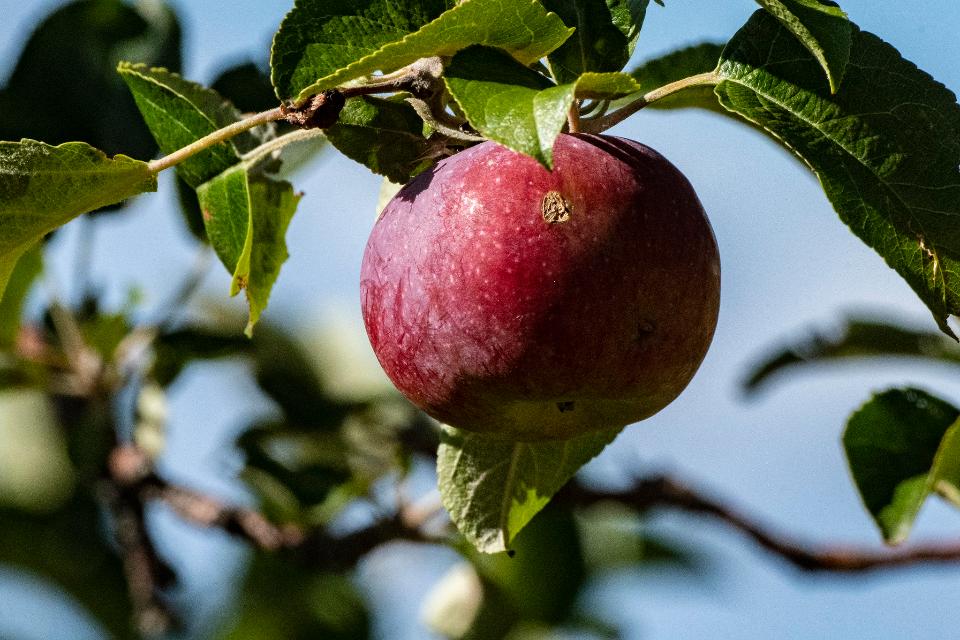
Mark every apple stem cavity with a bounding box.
[541,191,572,224]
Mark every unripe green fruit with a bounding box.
[361,134,720,441]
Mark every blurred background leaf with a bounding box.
[743,315,960,395]
[0,0,182,161]
[218,556,371,640]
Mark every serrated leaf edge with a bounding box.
[285,0,575,103]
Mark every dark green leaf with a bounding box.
[271,0,449,102]
[544,0,650,83]
[0,0,181,161]
[577,503,702,571]
[325,96,434,183]
[176,174,209,243]
[0,392,132,639]
[271,0,574,103]
[473,504,586,623]
[844,388,960,544]
[252,328,347,426]
[755,0,850,93]
[212,62,279,114]
[0,244,42,347]
[627,42,725,111]
[437,425,620,553]
[196,168,301,335]
[445,46,641,166]
[426,505,588,639]
[80,313,130,360]
[0,140,156,300]
[152,327,253,386]
[0,498,134,639]
[717,12,960,338]
[118,63,250,187]
[239,425,352,509]
[743,317,960,394]
[219,558,370,640]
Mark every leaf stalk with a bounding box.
[581,71,720,134]
[147,107,285,174]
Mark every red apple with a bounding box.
[360,133,720,441]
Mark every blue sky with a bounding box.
[3,1,960,638]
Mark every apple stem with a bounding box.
[567,102,581,133]
[581,71,720,134]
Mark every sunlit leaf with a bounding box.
[445,47,641,166]
[196,167,301,335]
[437,425,619,553]
[272,0,574,103]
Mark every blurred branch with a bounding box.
[109,445,302,552]
[151,483,304,551]
[107,445,441,573]
[564,476,960,573]
[298,513,441,572]
[104,447,179,637]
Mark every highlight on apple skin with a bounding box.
[360,133,720,441]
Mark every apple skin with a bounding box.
[360,133,720,441]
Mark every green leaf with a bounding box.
[252,328,346,426]
[271,0,448,101]
[445,47,641,166]
[212,61,280,114]
[437,425,620,553]
[578,504,702,571]
[118,63,249,187]
[196,167,301,335]
[627,42,725,111]
[543,0,650,83]
[0,390,132,636]
[120,64,306,330]
[239,424,352,510]
[0,140,156,300]
[152,326,253,386]
[0,499,134,639]
[844,388,960,544]
[473,504,586,623]
[0,244,41,348]
[743,317,960,394]
[324,96,434,183]
[716,12,960,339]
[219,557,370,640]
[0,0,182,161]
[0,390,74,512]
[272,0,574,103]
[755,0,850,93]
